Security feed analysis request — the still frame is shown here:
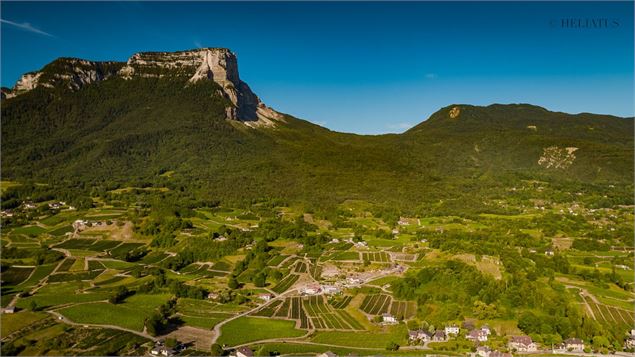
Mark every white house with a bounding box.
[408,330,432,343]
[317,352,337,357]
[301,285,321,295]
[381,313,397,324]
[564,338,584,352]
[231,347,253,357]
[467,329,488,342]
[321,285,340,295]
[476,346,491,357]
[258,293,273,301]
[444,324,460,335]
[509,336,537,352]
[481,325,491,335]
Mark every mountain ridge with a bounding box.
[1,48,632,208]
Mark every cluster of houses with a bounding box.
[508,336,537,352]
[149,341,184,357]
[48,201,68,209]
[299,284,341,296]
[409,323,592,355]
[72,219,109,231]
[409,324,490,344]
[552,338,585,353]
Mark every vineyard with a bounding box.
[360,294,392,315]
[329,295,353,309]
[361,252,391,263]
[389,300,417,319]
[582,295,634,331]
[303,295,364,330]
[294,261,307,273]
[272,274,299,294]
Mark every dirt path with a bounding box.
[210,288,302,345]
[47,310,157,341]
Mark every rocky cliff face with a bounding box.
[4,48,281,125]
[8,58,123,97]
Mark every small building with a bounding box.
[552,343,567,354]
[444,324,460,335]
[301,285,321,295]
[408,330,432,343]
[317,352,337,357]
[381,313,397,324]
[545,249,555,256]
[207,292,219,300]
[467,329,488,342]
[150,345,175,357]
[321,285,340,295]
[476,346,491,357]
[509,335,537,352]
[398,218,410,226]
[432,330,447,342]
[355,241,368,248]
[564,338,584,352]
[258,293,273,302]
[3,306,16,314]
[481,325,491,335]
[232,347,253,357]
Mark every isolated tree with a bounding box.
[210,343,223,356]
[228,276,239,289]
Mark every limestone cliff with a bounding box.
[4,48,281,125]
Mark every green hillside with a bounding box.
[1,58,633,211]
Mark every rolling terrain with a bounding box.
[1,48,633,356]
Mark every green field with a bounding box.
[310,324,408,348]
[58,294,172,331]
[217,316,306,346]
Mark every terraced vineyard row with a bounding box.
[360,294,392,315]
[361,252,390,262]
[389,300,417,319]
[582,295,634,330]
[294,261,307,273]
[329,295,352,309]
[303,295,364,330]
[272,274,299,294]
[252,300,283,317]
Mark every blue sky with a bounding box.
[1,1,633,134]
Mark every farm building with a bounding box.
[317,352,337,357]
[564,338,584,352]
[432,330,447,342]
[444,324,460,335]
[467,329,488,342]
[509,335,537,352]
[231,347,253,357]
[381,313,397,324]
[408,329,432,343]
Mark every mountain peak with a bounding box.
[3,48,281,125]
